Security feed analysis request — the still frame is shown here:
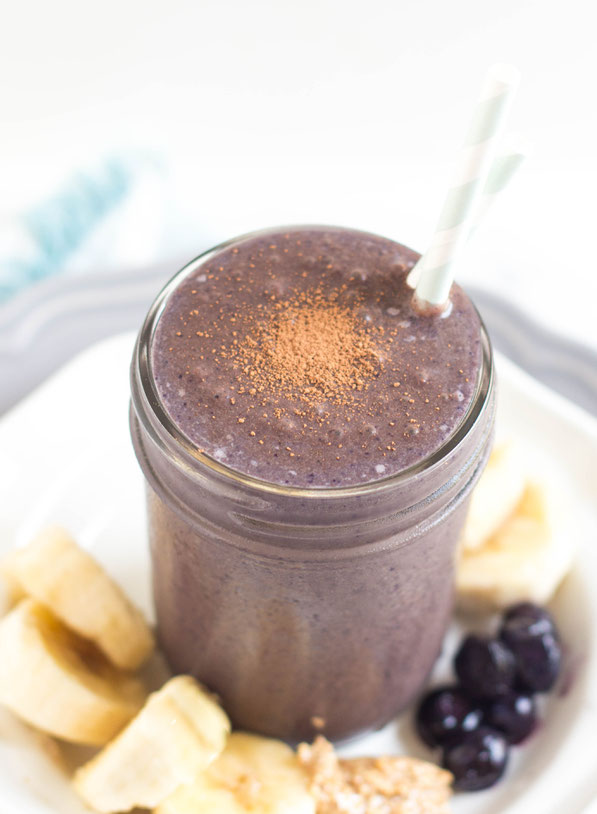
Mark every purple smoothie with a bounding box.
[130,225,495,742]
[151,228,481,487]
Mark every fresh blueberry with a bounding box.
[415,686,483,748]
[442,727,509,791]
[454,635,517,698]
[502,602,557,635]
[501,625,562,693]
[484,690,537,744]
[500,609,562,693]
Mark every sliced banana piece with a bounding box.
[73,675,231,813]
[4,525,154,670]
[0,550,25,615]
[157,732,315,814]
[457,481,574,610]
[0,599,146,745]
[460,441,527,551]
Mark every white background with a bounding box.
[1,0,596,347]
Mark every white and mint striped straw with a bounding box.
[469,144,527,235]
[410,64,520,308]
[407,145,527,289]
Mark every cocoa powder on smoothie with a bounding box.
[230,287,382,410]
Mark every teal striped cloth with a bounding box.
[0,154,160,302]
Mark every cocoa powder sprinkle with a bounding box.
[231,289,381,411]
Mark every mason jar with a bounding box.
[130,228,495,743]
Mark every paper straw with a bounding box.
[407,145,527,289]
[411,64,520,308]
[470,145,527,233]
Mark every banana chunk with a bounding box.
[157,732,315,814]
[4,525,154,670]
[457,481,574,610]
[460,441,527,552]
[0,550,25,615]
[73,675,231,813]
[0,599,146,745]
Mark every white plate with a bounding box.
[0,333,596,814]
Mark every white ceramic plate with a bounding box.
[0,333,596,814]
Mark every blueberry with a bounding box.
[484,690,537,744]
[502,602,557,634]
[501,628,562,693]
[500,611,562,693]
[415,686,483,748]
[442,727,509,791]
[454,635,517,698]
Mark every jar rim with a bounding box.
[132,225,494,500]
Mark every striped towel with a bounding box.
[0,153,166,302]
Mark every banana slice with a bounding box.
[460,441,527,551]
[73,675,231,813]
[0,550,25,615]
[157,732,315,814]
[457,481,574,610]
[4,525,154,670]
[0,599,146,745]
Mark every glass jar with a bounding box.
[130,238,495,743]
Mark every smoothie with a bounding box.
[130,225,495,742]
[151,228,481,487]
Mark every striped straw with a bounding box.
[469,144,527,234]
[407,145,527,289]
[411,64,520,308]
